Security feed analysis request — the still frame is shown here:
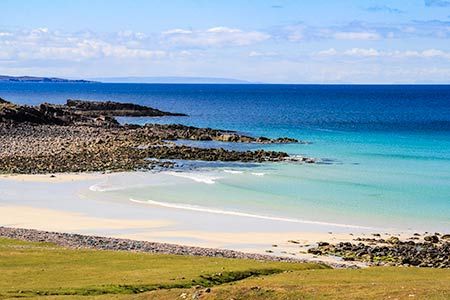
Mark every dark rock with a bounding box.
[424,235,439,243]
[387,236,400,244]
[308,236,450,268]
[318,242,330,247]
[66,99,187,117]
[1,98,185,127]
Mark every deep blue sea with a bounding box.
[1,83,450,231]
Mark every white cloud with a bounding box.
[421,49,450,58]
[117,30,147,40]
[248,51,278,57]
[281,24,383,41]
[0,28,166,61]
[333,32,381,40]
[282,25,306,41]
[278,19,450,42]
[316,48,338,56]
[315,48,450,59]
[343,48,380,57]
[162,29,193,35]
[206,27,241,33]
[162,26,270,47]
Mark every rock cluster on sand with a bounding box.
[0,98,313,174]
[308,234,450,268]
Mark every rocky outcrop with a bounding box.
[65,99,187,117]
[1,98,305,144]
[308,235,450,268]
[0,98,185,126]
[0,98,313,174]
[0,123,299,174]
[39,103,120,127]
[142,124,304,144]
[0,102,66,125]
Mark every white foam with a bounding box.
[129,198,375,230]
[164,171,221,184]
[89,183,128,192]
[223,170,244,174]
[251,172,266,176]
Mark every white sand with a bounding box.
[0,205,172,232]
[0,172,104,183]
[0,172,416,264]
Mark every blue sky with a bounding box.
[1,0,450,83]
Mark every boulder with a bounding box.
[387,236,400,244]
[424,235,439,243]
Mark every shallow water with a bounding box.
[2,83,449,231]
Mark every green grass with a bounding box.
[0,237,449,299]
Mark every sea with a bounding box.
[1,83,449,232]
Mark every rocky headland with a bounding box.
[0,98,313,174]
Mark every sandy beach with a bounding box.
[0,171,419,265]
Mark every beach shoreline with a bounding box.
[2,171,444,268]
[0,226,361,268]
[1,97,448,269]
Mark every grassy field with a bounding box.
[0,237,449,299]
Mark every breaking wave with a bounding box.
[129,198,374,229]
[164,171,222,184]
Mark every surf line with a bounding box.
[130,198,375,230]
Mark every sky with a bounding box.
[1,0,450,83]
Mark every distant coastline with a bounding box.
[90,76,253,84]
[0,75,254,84]
[3,75,449,85]
[0,75,93,83]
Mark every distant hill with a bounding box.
[0,75,253,84]
[0,75,93,83]
[92,76,252,84]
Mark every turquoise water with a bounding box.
[1,83,449,231]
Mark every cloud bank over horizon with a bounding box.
[1,0,450,83]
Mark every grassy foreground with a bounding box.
[0,238,449,299]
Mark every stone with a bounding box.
[318,242,330,247]
[387,236,400,244]
[424,235,439,243]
